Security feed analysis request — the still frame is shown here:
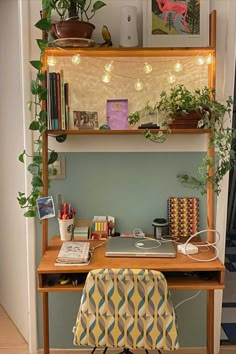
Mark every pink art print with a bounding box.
[153,0,201,36]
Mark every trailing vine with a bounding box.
[17,2,63,217]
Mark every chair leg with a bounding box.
[118,349,134,354]
[90,347,97,354]
[103,348,108,354]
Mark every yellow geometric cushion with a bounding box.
[73,268,179,350]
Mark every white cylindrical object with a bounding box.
[120,6,138,47]
[58,218,74,241]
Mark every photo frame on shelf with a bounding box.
[73,110,99,130]
[143,0,210,48]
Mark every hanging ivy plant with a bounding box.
[17,2,66,217]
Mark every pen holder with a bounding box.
[58,218,75,241]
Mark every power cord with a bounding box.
[179,229,220,262]
[175,290,202,310]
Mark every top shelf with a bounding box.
[45,46,216,58]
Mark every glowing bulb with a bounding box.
[105,61,114,72]
[144,62,153,74]
[196,55,205,65]
[174,61,183,72]
[134,79,144,91]
[47,55,57,67]
[167,73,176,85]
[71,54,81,65]
[205,53,213,65]
[102,72,111,83]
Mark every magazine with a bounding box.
[56,241,90,264]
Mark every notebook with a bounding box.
[105,237,176,258]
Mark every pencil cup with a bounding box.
[58,218,74,241]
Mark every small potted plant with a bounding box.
[51,0,107,39]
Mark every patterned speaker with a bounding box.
[168,197,200,238]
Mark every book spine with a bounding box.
[50,72,59,130]
[46,68,52,130]
[60,70,66,130]
[64,82,69,129]
[56,72,61,129]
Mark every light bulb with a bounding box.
[167,73,176,85]
[71,54,81,65]
[102,72,111,83]
[134,79,143,91]
[196,55,205,65]
[205,53,213,65]
[47,55,57,67]
[144,62,153,74]
[174,61,183,72]
[105,61,114,72]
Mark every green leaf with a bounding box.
[32,176,44,188]
[35,18,51,31]
[39,125,47,134]
[39,110,47,122]
[27,163,39,175]
[38,87,47,101]
[30,80,38,95]
[28,101,33,112]
[29,121,40,130]
[36,39,48,52]
[37,73,46,82]
[33,155,43,164]
[24,209,36,217]
[18,151,25,163]
[30,60,43,71]
[92,1,107,12]
[48,151,58,165]
[56,134,67,143]
[17,196,27,206]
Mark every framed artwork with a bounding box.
[107,99,128,130]
[143,0,210,48]
[73,110,98,129]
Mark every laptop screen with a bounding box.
[105,237,176,258]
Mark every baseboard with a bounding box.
[37,348,236,354]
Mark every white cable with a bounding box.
[182,229,220,262]
[135,238,162,249]
[175,290,202,310]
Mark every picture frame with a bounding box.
[143,0,210,48]
[107,99,128,130]
[36,196,55,220]
[73,110,98,130]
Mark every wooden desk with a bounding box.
[37,237,225,354]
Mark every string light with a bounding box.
[205,53,213,65]
[71,54,81,65]
[134,79,144,91]
[102,72,111,83]
[144,62,153,74]
[167,72,176,85]
[105,61,114,72]
[174,61,183,72]
[47,55,57,66]
[196,55,205,65]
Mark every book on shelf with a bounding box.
[56,241,90,265]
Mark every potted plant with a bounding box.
[51,0,107,39]
[128,84,235,194]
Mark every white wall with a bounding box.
[0,0,37,351]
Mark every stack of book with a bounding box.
[55,241,90,266]
[47,69,70,130]
[74,226,89,239]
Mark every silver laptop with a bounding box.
[105,237,176,258]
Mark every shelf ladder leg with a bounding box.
[207,290,214,354]
[42,292,49,354]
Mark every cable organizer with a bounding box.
[167,197,200,238]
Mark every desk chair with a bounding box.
[73,268,179,353]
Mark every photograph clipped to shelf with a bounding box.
[73,111,98,129]
[36,196,55,220]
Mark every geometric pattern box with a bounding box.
[168,197,200,238]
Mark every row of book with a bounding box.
[47,70,70,130]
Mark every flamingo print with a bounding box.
[156,0,190,32]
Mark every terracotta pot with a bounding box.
[52,20,95,39]
[169,111,203,129]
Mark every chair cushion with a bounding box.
[73,268,179,350]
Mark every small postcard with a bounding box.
[73,110,98,129]
[36,196,55,220]
[107,99,128,130]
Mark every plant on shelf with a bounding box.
[128,84,235,195]
[17,1,66,217]
[51,0,107,39]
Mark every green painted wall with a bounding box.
[37,152,207,348]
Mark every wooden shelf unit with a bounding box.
[38,10,221,354]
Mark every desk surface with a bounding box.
[37,237,225,292]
